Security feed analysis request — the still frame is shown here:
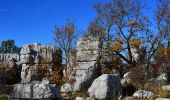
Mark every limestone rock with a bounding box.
[88,74,122,99]
[73,61,101,91]
[133,90,153,98]
[77,36,101,51]
[156,73,167,84]
[76,50,99,62]
[86,97,95,100]
[0,53,19,62]
[75,97,85,100]
[60,83,73,93]
[162,85,170,91]
[12,83,62,99]
[121,72,132,86]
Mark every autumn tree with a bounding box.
[92,0,149,68]
[54,21,77,76]
[89,0,170,75]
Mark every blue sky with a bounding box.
[0,0,156,46]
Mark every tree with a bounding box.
[92,0,149,68]
[1,40,20,53]
[1,40,14,53]
[89,0,170,75]
[54,21,77,76]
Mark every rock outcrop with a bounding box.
[73,36,102,91]
[11,43,63,99]
[88,74,122,99]
[12,80,62,99]
[0,53,19,62]
[19,43,62,83]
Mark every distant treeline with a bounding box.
[0,40,21,53]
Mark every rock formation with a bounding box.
[73,36,102,91]
[88,74,122,99]
[0,53,19,62]
[11,43,63,99]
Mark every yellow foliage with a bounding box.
[128,20,140,26]
[163,48,168,56]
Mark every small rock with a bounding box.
[75,97,85,100]
[60,83,73,93]
[155,98,169,100]
[133,90,153,98]
[88,74,122,99]
[86,97,95,100]
[162,85,170,91]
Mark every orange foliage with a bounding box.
[51,67,64,86]
[111,42,121,51]
[130,39,141,48]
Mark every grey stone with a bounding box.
[76,50,99,62]
[121,72,132,86]
[133,90,154,98]
[12,83,62,99]
[0,53,19,62]
[86,97,95,100]
[77,36,101,51]
[75,97,85,100]
[88,74,122,99]
[60,83,73,93]
[162,85,170,91]
[156,73,167,84]
[73,61,101,91]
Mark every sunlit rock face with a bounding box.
[12,80,63,99]
[0,53,19,62]
[19,43,62,83]
[11,43,63,99]
[73,36,102,91]
[88,74,122,99]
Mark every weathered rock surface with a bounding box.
[70,36,101,91]
[12,82,62,99]
[20,43,62,83]
[0,53,19,62]
[86,97,95,100]
[60,83,73,93]
[75,97,85,100]
[88,74,122,99]
[162,85,170,91]
[156,73,167,84]
[121,72,132,86]
[12,43,62,99]
[133,90,153,98]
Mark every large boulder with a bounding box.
[88,74,122,99]
[73,61,101,91]
[12,81,63,99]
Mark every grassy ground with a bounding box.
[0,93,8,100]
